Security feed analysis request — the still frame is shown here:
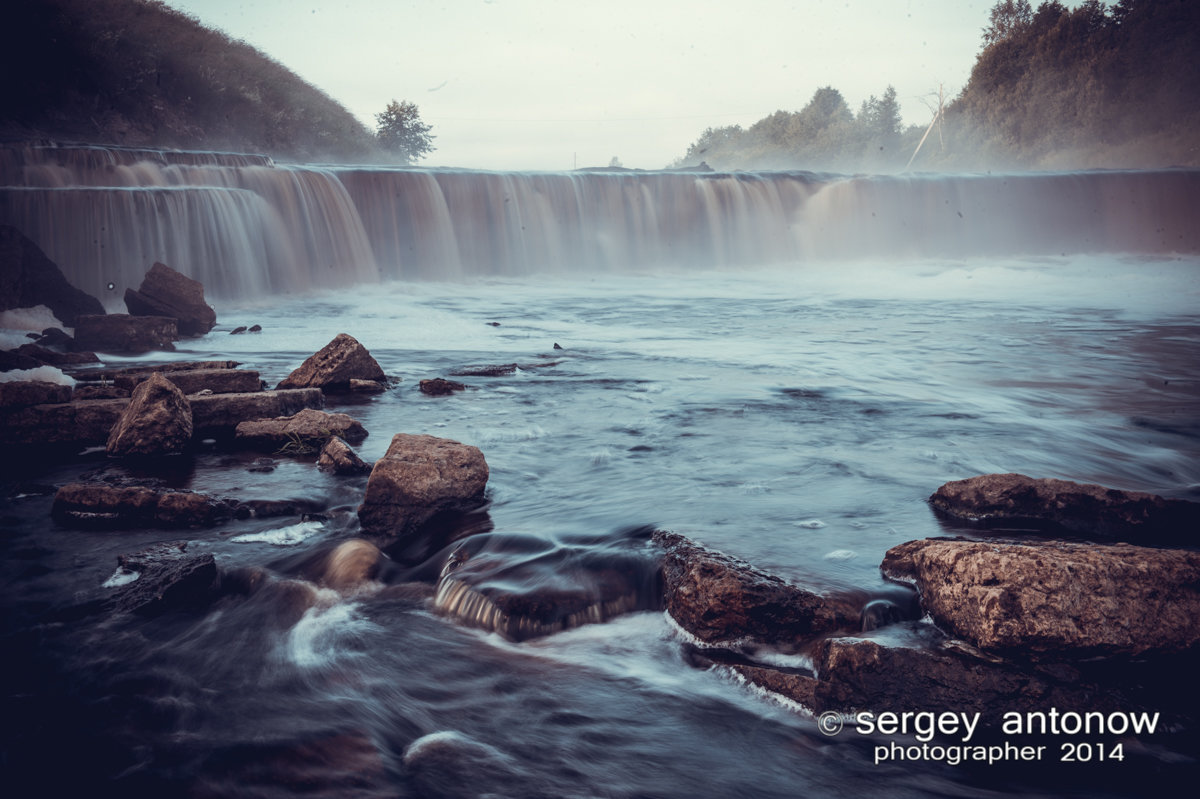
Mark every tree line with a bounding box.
[673,0,1199,171]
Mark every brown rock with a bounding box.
[77,360,241,381]
[317,436,372,475]
[71,385,130,400]
[14,342,99,365]
[106,372,193,457]
[234,407,367,453]
[52,483,233,528]
[653,530,865,644]
[110,541,220,615]
[349,378,385,393]
[0,379,72,407]
[358,433,489,542]
[882,538,1200,657]
[420,378,467,396]
[189,389,324,436]
[123,262,217,336]
[0,224,105,326]
[114,367,262,395]
[73,314,178,353]
[930,473,1200,542]
[275,333,385,391]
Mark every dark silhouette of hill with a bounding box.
[0,0,379,161]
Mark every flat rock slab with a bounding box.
[73,314,178,353]
[653,530,864,645]
[53,483,235,528]
[0,388,323,448]
[930,473,1200,542]
[883,538,1200,657]
[115,368,262,395]
[358,433,489,543]
[0,380,73,408]
[234,407,367,453]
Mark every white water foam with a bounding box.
[230,520,324,546]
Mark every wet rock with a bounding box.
[52,483,234,528]
[248,324,262,333]
[14,342,99,365]
[73,313,178,353]
[275,333,385,392]
[0,379,72,408]
[653,530,863,645]
[882,537,1200,657]
[435,530,661,641]
[234,498,327,519]
[318,436,372,475]
[106,372,193,457]
[114,367,262,395]
[33,327,73,349]
[229,326,247,335]
[77,360,242,381]
[0,349,41,371]
[109,541,220,615]
[234,407,367,454]
[189,388,324,437]
[123,262,217,336]
[349,378,385,393]
[358,433,489,544]
[419,377,466,396]
[449,363,518,377]
[70,385,130,400]
[0,224,105,326]
[930,473,1200,543]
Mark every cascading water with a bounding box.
[3,143,1199,798]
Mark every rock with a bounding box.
[653,530,866,645]
[0,349,41,371]
[930,473,1200,543]
[52,483,234,528]
[230,326,247,335]
[435,530,661,641]
[419,377,466,396]
[0,388,323,450]
[34,327,74,348]
[106,372,193,457]
[349,378,385,393]
[0,224,105,327]
[114,367,262,395]
[0,380,72,408]
[449,363,518,377]
[123,262,217,336]
[71,385,130,400]
[318,436,372,475]
[14,342,99,365]
[109,541,220,615]
[234,407,367,454]
[882,537,1200,657]
[76,360,242,381]
[73,314,178,353]
[248,324,262,333]
[275,333,385,391]
[357,433,489,543]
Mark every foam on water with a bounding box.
[230,520,324,546]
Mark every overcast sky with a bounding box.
[166,0,991,170]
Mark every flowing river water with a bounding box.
[1,147,1198,797]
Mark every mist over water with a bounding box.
[2,145,1199,796]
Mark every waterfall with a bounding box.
[2,143,1198,306]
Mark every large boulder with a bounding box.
[73,313,178,353]
[276,333,385,391]
[106,372,193,457]
[0,224,105,327]
[234,407,366,453]
[357,433,489,543]
[653,530,880,645]
[882,538,1200,657]
[123,262,217,336]
[930,473,1200,543]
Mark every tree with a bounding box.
[981,0,1033,46]
[375,99,435,164]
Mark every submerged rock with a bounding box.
[0,224,105,327]
[435,530,661,641]
[318,436,372,475]
[14,342,99,366]
[73,313,178,353]
[123,261,217,336]
[930,473,1200,542]
[234,407,367,454]
[109,541,220,615]
[275,333,385,391]
[106,372,193,457]
[357,433,489,544]
[883,537,1200,657]
[419,377,466,396]
[653,530,870,645]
